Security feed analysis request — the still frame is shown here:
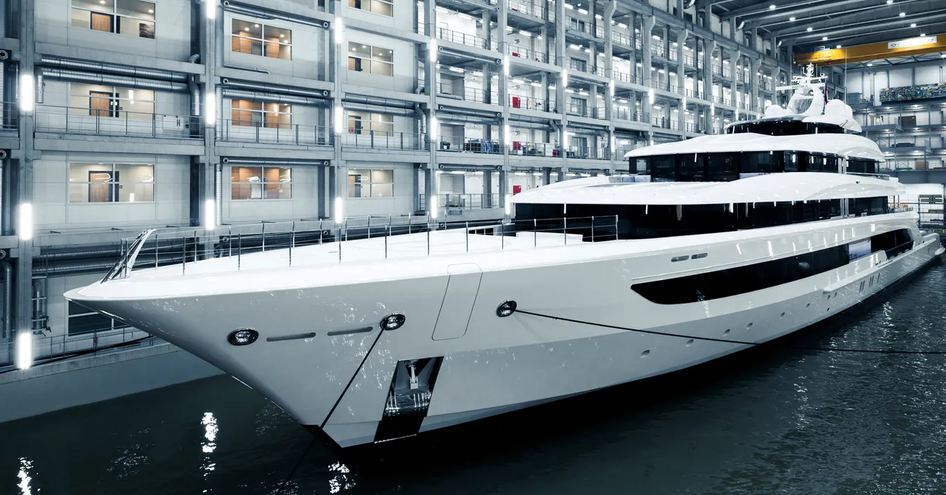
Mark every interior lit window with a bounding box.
[348,169,394,198]
[69,83,155,120]
[70,0,156,39]
[347,111,393,135]
[231,166,293,200]
[230,99,292,128]
[347,42,394,76]
[231,19,292,59]
[348,0,394,17]
[68,163,155,203]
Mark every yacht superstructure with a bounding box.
[65,67,944,447]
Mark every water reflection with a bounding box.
[16,457,33,495]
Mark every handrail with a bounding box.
[102,214,622,279]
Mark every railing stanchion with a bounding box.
[290,221,295,266]
[591,215,595,243]
[465,221,469,253]
[154,233,159,269]
[534,218,537,246]
[182,235,186,275]
[385,226,389,259]
[367,216,371,239]
[563,217,568,245]
[238,232,242,270]
[262,222,266,252]
[427,227,431,256]
[614,215,619,240]
[501,223,505,250]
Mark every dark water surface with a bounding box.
[4,265,946,494]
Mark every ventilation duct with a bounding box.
[220,78,330,100]
[39,68,189,92]
[40,56,188,82]
[221,88,326,106]
[342,102,416,116]
[222,157,330,166]
[222,1,331,29]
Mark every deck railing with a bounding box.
[104,214,621,280]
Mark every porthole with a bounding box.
[806,302,811,308]
[227,329,259,346]
[641,349,651,357]
[780,312,786,318]
[746,322,753,328]
[685,339,694,346]
[723,328,731,335]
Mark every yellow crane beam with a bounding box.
[795,34,945,66]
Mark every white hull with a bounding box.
[67,213,943,447]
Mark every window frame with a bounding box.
[348,0,394,16]
[347,42,394,76]
[70,0,156,39]
[230,18,293,60]
[230,99,293,129]
[67,162,156,204]
[347,168,394,198]
[230,165,294,201]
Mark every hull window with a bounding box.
[632,229,913,304]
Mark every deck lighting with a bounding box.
[204,199,216,231]
[18,202,33,241]
[18,74,34,113]
[204,91,216,126]
[205,0,216,19]
[428,38,438,63]
[16,330,32,370]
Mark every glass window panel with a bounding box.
[264,25,291,44]
[371,0,394,15]
[349,43,371,58]
[264,182,291,199]
[232,19,262,37]
[70,8,93,29]
[349,0,363,8]
[348,171,367,198]
[116,0,155,20]
[90,11,114,32]
[372,46,394,63]
[69,312,114,335]
[73,0,114,12]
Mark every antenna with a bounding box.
[775,63,826,92]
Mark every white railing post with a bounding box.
[534,218,538,246]
[289,221,295,267]
[563,217,568,245]
[591,215,595,242]
[465,221,469,252]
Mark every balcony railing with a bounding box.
[439,84,493,104]
[0,328,161,373]
[0,102,19,131]
[612,70,638,84]
[509,141,557,156]
[508,0,549,20]
[438,139,504,154]
[684,88,705,100]
[611,31,632,47]
[341,131,429,150]
[565,146,611,160]
[216,119,332,146]
[507,45,549,64]
[421,193,501,212]
[35,105,202,139]
[438,27,490,49]
[614,107,648,123]
[510,94,548,112]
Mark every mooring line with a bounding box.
[514,309,946,355]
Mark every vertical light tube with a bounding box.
[504,194,512,216]
[204,91,216,126]
[205,0,216,19]
[430,194,439,220]
[204,198,216,231]
[334,106,344,134]
[18,203,33,242]
[334,18,345,45]
[561,69,568,87]
[429,39,438,63]
[429,115,439,142]
[503,123,511,144]
[19,74,35,113]
[15,330,32,370]
[334,196,344,224]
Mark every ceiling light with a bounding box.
[867,62,873,66]
[806,26,812,32]
[910,22,916,27]
[822,36,828,41]
[886,0,893,3]
[920,33,926,36]
[789,16,796,21]
[768,4,776,10]
[899,11,905,17]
